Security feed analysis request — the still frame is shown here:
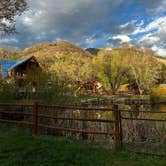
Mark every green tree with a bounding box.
[92,49,128,94]
[127,47,161,95]
[23,67,77,104]
[49,52,93,83]
[159,64,166,84]
[0,78,15,101]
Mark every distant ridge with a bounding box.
[21,40,92,58]
[85,48,100,55]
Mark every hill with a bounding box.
[18,41,93,82]
[0,41,93,82]
[155,56,166,65]
[20,40,92,58]
[18,40,92,61]
[0,48,18,60]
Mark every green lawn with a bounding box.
[0,125,165,166]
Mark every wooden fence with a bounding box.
[0,102,121,147]
[0,102,166,150]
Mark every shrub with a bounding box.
[0,79,16,101]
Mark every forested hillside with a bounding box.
[0,41,166,96]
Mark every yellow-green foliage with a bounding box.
[0,48,18,60]
[122,46,161,94]
[18,41,93,83]
[150,86,166,103]
[92,49,129,94]
[48,52,92,82]
[156,57,166,65]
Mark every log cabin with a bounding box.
[0,56,42,85]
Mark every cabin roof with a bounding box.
[0,60,16,78]
[0,56,36,78]
[9,56,34,70]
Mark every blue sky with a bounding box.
[0,0,166,56]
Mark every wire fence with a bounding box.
[120,109,166,157]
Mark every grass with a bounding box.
[0,125,165,166]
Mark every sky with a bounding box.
[0,0,166,56]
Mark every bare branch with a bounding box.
[0,0,28,34]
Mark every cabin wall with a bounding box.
[11,60,41,78]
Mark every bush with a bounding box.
[0,79,16,101]
[22,70,78,104]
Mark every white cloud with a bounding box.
[112,35,131,43]
[118,22,136,35]
[146,16,166,31]
[132,16,166,56]
[131,20,145,34]
[85,38,97,45]
[133,16,166,35]
[152,45,166,57]
[139,33,160,46]
[0,38,18,44]
[119,22,131,29]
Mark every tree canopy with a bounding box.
[126,47,161,94]
[92,46,162,95]
[92,49,129,94]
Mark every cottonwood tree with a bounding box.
[128,47,161,95]
[159,64,166,84]
[92,49,129,94]
[49,52,93,83]
[0,0,27,34]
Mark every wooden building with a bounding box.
[0,56,42,84]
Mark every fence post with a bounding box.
[33,101,39,136]
[119,110,123,147]
[113,105,122,149]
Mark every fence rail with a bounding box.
[122,117,166,122]
[0,103,33,107]
[38,114,115,123]
[0,110,33,116]
[38,104,115,111]
[38,124,114,135]
[0,119,34,126]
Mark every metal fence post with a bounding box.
[33,101,39,136]
[113,105,122,149]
